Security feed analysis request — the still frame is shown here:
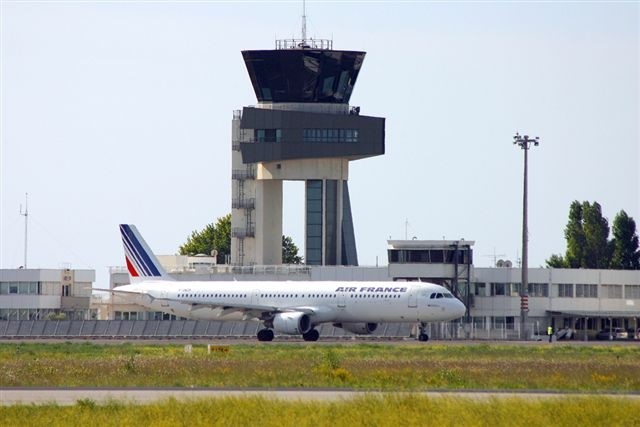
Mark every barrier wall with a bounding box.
[0,320,439,339]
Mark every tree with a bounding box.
[179,214,231,264]
[549,201,640,270]
[179,214,303,265]
[581,201,610,268]
[610,210,640,269]
[282,235,303,264]
[545,253,567,268]
[564,201,586,268]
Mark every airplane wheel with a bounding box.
[418,333,429,342]
[303,329,320,342]
[257,328,274,342]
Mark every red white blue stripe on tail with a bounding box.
[119,224,169,280]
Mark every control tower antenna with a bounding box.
[19,193,28,268]
[301,0,307,44]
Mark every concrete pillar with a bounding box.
[255,179,283,265]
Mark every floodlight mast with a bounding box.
[513,133,539,340]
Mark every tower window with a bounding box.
[255,129,281,143]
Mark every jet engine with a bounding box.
[334,322,378,335]
[272,312,312,335]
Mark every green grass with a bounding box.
[1,396,639,427]
[1,342,639,391]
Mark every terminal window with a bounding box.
[303,128,359,143]
[575,283,598,298]
[626,285,640,299]
[557,283,573,298]
[601,284,622,299]
[388,249,472,264]
[528,283,549,297]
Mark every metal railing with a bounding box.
[276,38,333,50]
[232,167,256,180]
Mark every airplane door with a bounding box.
[160,290,170,307]
[408,289,417,308]
[251,289,261,306]
[337,292,346,308]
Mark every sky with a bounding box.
[1,1,638,287]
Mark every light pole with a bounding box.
[513,132,539,340]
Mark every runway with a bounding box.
[2,388,639,405]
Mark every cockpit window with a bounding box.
[444,293,454,298]
[430,293,436,299]
[436,293,443,299]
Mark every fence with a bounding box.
[0,320,464,340]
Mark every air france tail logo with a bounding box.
[120,224,162,277]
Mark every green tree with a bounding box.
[581,201,610,268]
[610,210,640,269]
[179,214,231,264]
[179,214,303,265]
[549,201,639,270]
[545,253,567,268]
[564,201,586,268]
[282,235,303,264]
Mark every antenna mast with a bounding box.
[301,0,307,44]
[19,193,28,268]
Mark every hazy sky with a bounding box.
[1,1,638,286]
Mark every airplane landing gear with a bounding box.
[418,323,429,342]
[302,329,320,342]
[257,328,274,342]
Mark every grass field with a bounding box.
[1,395,639,427]
[1,342,639,391]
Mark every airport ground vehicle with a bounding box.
[595,328,629,340]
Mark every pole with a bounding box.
[301,0,307,43]
[20,193,28,268]
[514,133,539,340]
[521,143,528,340]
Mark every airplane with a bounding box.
[107,224,466,342]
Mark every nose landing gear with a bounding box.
[418,323,429,342]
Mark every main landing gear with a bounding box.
[302,329,320,342]
[256,328,321,342]
[418,323,429,342]
[257,328,274,342]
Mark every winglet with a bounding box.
[119,224,171,281]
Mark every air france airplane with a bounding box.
[110,224,466,342]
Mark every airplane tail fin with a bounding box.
[119,224,171,281]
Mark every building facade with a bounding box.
[0,268,95,320]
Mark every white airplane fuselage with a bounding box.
[115,280,465,324]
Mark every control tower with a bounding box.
[231,35,385,266]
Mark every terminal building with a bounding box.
[0,268,95,320]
